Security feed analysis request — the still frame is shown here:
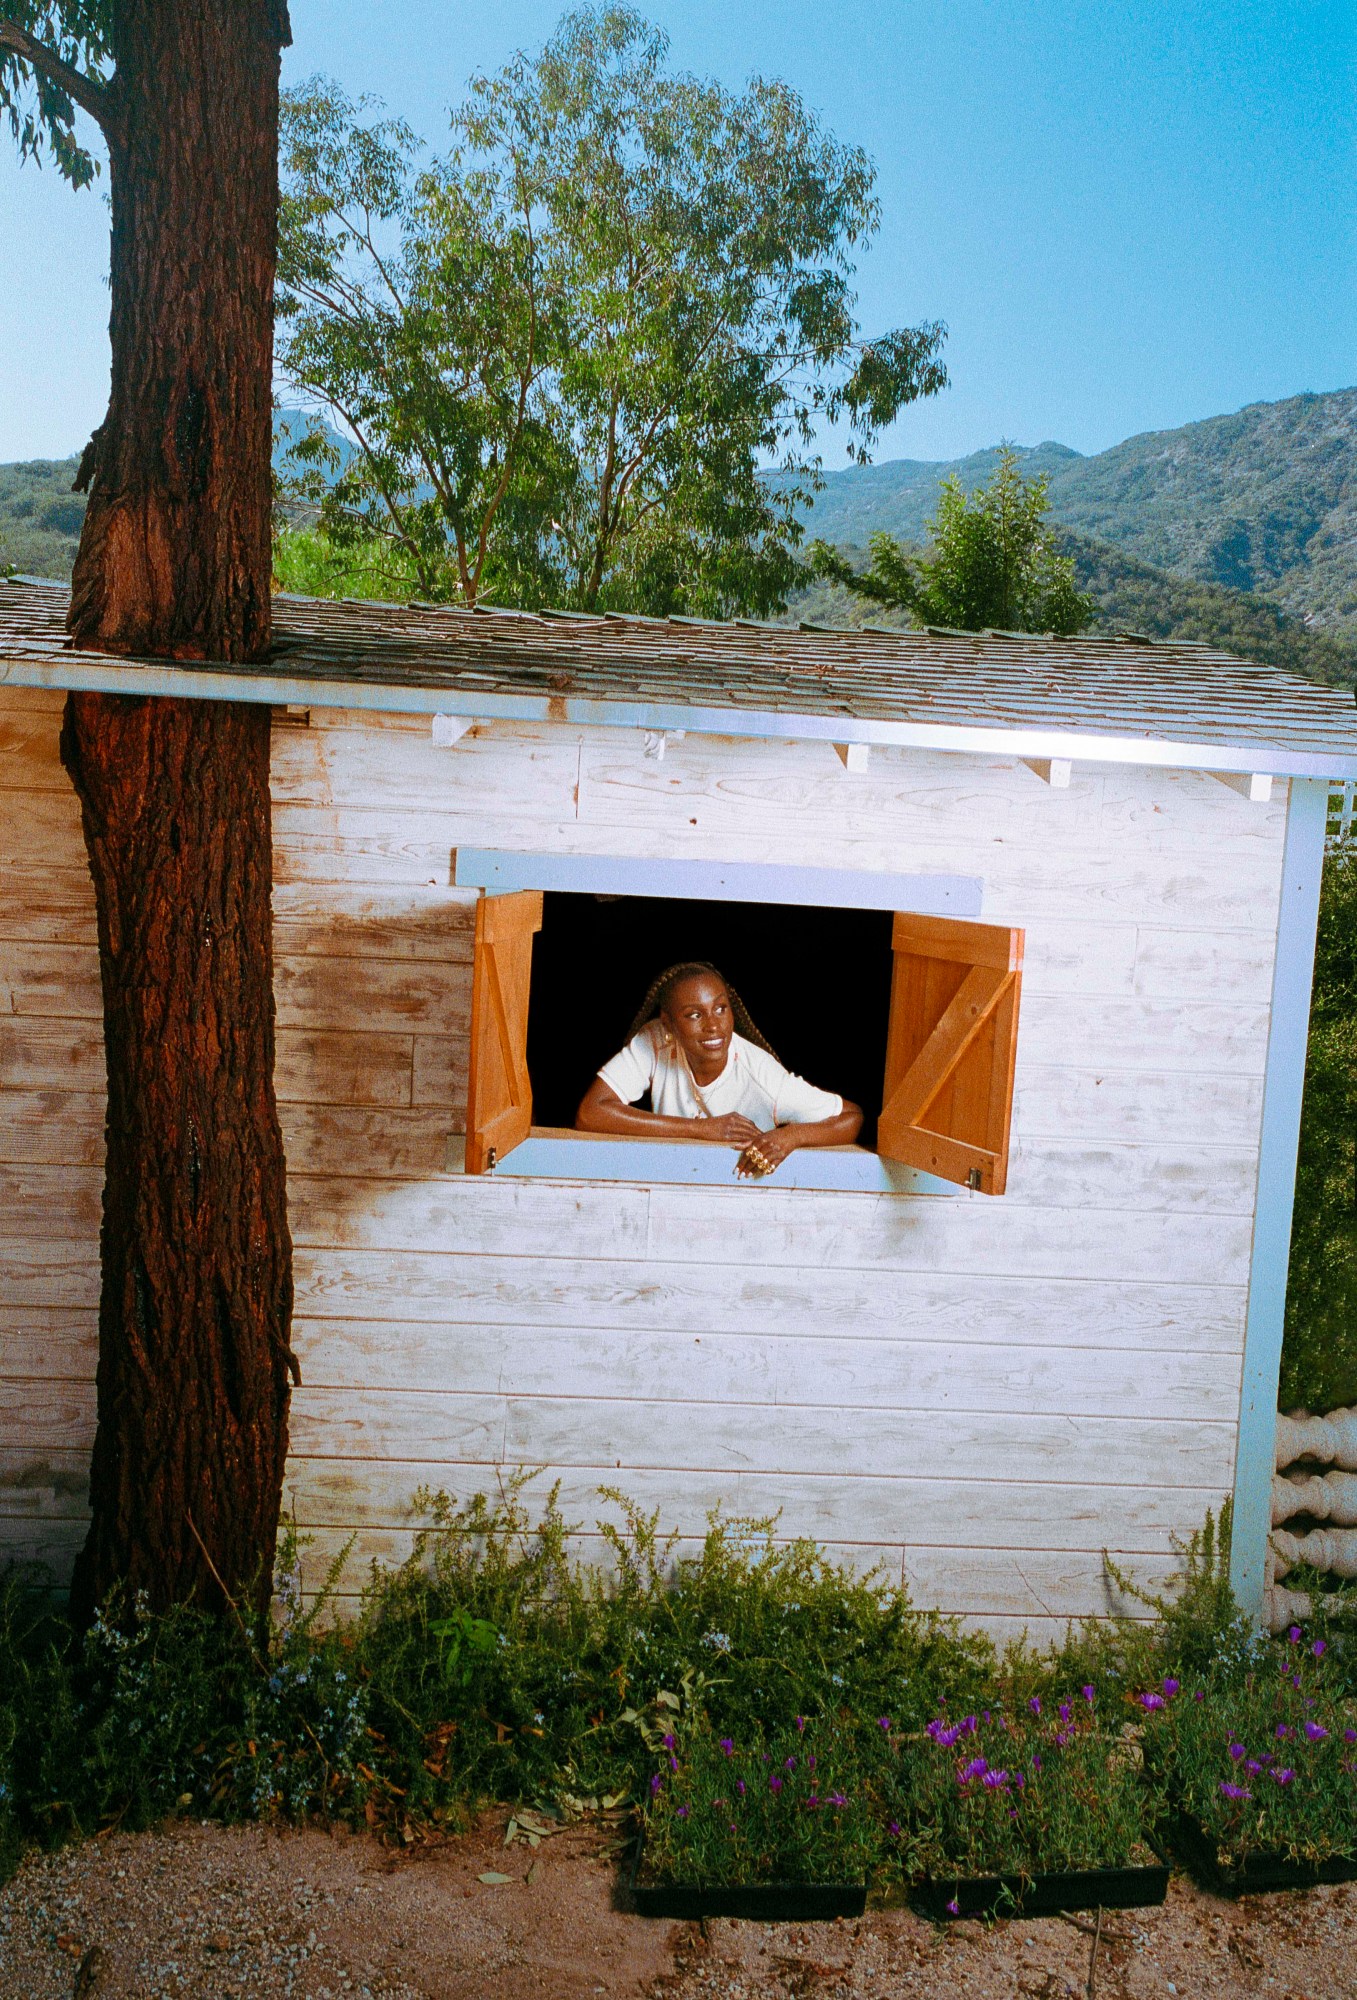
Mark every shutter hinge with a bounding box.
[487,1146,498,1170]
[967,1167,983,1191]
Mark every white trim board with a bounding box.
[4,647,1354,780]
[446,1129,959,1195]
[454,849,984,915]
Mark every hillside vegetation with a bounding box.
[790,386,1357,641]
[8,386,1357,682]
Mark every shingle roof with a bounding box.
[3,576,1356,777]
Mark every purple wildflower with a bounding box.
[961,1715,979,1736]
[1247,1760,1264,1774]
[728,1823,737,1834]
[877,1717,892,1732]
[1028,1696,1042,1715]
[1314,1639,1328,1658]
[982,1770,1011,1790]
[662,1733,675,1750]
[1305,1722,1329,1742]
[1276,1724,1293,1740]
[769,1775,783,1793]
[1288,1625,1303,1643]
[1082,1685,1095,1703]
[1138,1693,1165,1711]
[928,1722,963,1749]
[669,1757,679,1773]
[1163,1678,1180,1697]
[946,1899,960,1916]
[828,1790,848,1807]
[1059,1703,1071,1724]
[1273,1768,1295,1785]
[676,1805,689,1819]
[719,1738,734,1756]
[1055,1730,1072,1748]
[889,1821,901,1838]
[795,1716,806,1733]
[1220,1782,1252,1801]
[1229,1743,1246,1761]
[1013,1771,1026,1789]
[736,1780,746,1796]
[650,1773,662,1796]
[1194,1690,1205,1702]
[785,1757,796,1771]
[958,1758,989,1783]
[1344,1731,1357,1745]
[1032,1755,1042,1773]
[806,1794,819,1809]
[807,1755,816,1770]
[1293,1673,1304,1689]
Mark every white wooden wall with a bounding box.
[0,686,1287,1641]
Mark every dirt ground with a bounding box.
[2,1814,1355,2000]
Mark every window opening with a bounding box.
[525,892,894,1148]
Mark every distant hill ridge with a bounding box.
[5,387,1356,681]
[790,386,1357,641]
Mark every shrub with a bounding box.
[1139,1629,1357,1868]
[885,1686,1149,1883]
[1282,840,1357,1412]
[641,1714,883,1887]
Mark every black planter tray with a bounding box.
[629,1840,865,1921]
[1162,1814,1357,1898]
[911,1863,1169,1922]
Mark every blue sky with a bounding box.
[1,0,1353,465]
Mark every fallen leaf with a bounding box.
[504,1818,518,1846]
[478,1871,513,1885]
[526,1860,541,1885]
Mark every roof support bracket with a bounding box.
[432,713,476,747]
[1213,770,1274,803]
[1024,757,1073,788]
[835,742,870,773]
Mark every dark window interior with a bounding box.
[526,893,894,1146]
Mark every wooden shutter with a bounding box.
[877,912,1023,1194]
[464,890,543,1174]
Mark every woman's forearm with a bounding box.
[780,1101,864,1150]
[576,1091,726,1140]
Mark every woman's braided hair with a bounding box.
[627,961,779,1060]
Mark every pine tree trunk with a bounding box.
[63,0,295,1626]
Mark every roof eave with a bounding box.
[3,647,1354,781]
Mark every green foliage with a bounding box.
[884,1690,1150,1881]
[0,1485,1335,1892]
[789,388,1357,648]
[1138,1630,1357,1869]
[276,6,946,616]
[1282,843,1357,1412]
[0,4,111,188]
[0,457,85,577]
[272,525,425,603]
[808,446,1095,635]
[643,1715,883,1888]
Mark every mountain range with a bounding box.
[4,386,1356,682]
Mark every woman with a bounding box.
[576,961,863,1177]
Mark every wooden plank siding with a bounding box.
[0,687,1285,1630]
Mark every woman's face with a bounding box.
[661,973,734,1073]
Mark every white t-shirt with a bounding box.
[597,1022,842,1132]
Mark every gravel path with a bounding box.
[2,1817,1356,1999]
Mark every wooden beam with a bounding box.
[1213,770,1273,803]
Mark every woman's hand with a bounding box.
[736,1124,801,1178]
[705,1113,764,1149]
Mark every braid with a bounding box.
[627,961,779,1061]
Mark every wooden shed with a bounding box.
[3,575,1357,1639]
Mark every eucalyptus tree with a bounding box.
[278,6,948,616]
[1,2,296,1623]
[809,446,1095,636]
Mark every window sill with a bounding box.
[447,1127,959,1194]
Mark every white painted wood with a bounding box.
[286,1317,1242,1420]
[835,742,870,773]
[0,686,1290,1632]
[1025,757,1072,788]
[291,1249,1246,1351]
[1213,770,1273,803]
[431,713,475,747]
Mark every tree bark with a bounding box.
[63,0,295,1626]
